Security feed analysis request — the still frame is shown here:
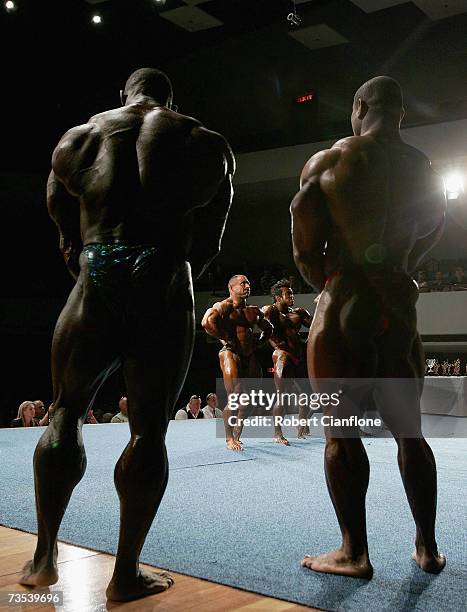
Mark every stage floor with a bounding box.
[0,420,466,611]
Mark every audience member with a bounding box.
[174,395,205,420]
[32,400,49,426]
[111,397,129,423]
[11,401,37,428]
[85,408,98,424]
[451,266,467,290]
[416,270,430,292]
[202,393,223,418]
[102,412,114,423]
[39,403,55,427]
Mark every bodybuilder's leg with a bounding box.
[302,287,374,579]
[232,353,262,446]
[295,358,312,437]
[272,350,293,445]
[107,262,195,601]
[219,350,242,451]
[375,328,445,574]
[21,270,120,586]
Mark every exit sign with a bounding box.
[297,92,315,103]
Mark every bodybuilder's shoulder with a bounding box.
[190,125,235,174]
[261,304,275,318]
[51,122,101,179]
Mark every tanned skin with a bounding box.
[291,77,446,579]
[202,275,273,450]
[20,69,235,602]
[262,285,312,443]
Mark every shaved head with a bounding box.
[124,68,173,105]
[354,76,403,115]
[228,274,246,288]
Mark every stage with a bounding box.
[0,420,466,611]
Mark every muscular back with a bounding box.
[299,135,446,276]
[51,103,229,248]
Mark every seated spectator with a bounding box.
[93,409,104,423]
[37,403,55,427]
[85,408,98,424]
[451,266,467,290]
[175,395,205,420]
[431,271,450,292]
[11,401,37,428]
[32,400,47,426]
[202,393,223,418]
[101,412,114,423]
[415,270,431,292]
[111,396,129,423]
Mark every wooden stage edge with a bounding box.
[0,526,318,611]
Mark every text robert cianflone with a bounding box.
[227,390,341,411]
[227,415,383,428]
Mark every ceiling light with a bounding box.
[5,1,16,12]
[445,172,464,200]
[91,14,102,24]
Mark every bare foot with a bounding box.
[226,439,243,451]
[412,549,446,574]
[273,434,290,445]
[297,426,310,439]
[20,559,58,587]
[106,568,174,602]
[301,549,373,579]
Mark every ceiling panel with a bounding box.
[348,0,409,12]
[289,23,349,50]
[160,5,223,32]
[413,0,467,20]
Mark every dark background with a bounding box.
[1,0,466,424]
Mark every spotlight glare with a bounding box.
[5,1,16,11]
[154,0,166,4]
[91,14,102,25]
[445,172,464,200]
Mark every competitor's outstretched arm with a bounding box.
[47,170,82,280]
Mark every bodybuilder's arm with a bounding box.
[408,217,445,274]
[408,168,447,273]
[295,307,313,328]
[201,303,229,341]
[261,305,284,350]
[255,309,273,348]
[47,170,82,280]
[48,124,97,279]
[290,149,338,292]
[191,131,235,280]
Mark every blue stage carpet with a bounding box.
[0,421,466,611]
